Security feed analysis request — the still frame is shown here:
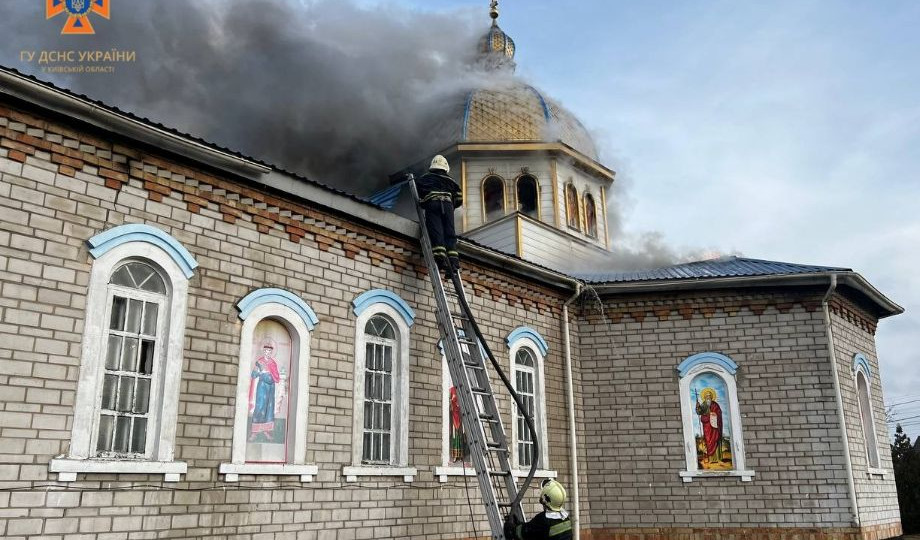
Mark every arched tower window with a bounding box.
[517,175,539,218]
[565,183,580,230]
[584,193,598,238]
[482,175,505,222]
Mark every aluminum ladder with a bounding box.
[408,178,526,539]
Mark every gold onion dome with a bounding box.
[462,82,599,160]
[458,2,598,160]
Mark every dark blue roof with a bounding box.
[574,256,850,284]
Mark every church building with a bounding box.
[0,3,903,539]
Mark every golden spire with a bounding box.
[489,0,499,25]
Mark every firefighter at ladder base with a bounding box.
[416,155,463,273]
[505,479,573,540]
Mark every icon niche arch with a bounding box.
[221,288,319,482]
[676,352,753,482]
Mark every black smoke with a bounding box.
[1,0,717,270]
[1,0,497,192]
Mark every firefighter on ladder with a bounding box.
[505,479,573,540]
[416,154,463,273]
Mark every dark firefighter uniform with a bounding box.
[505,480,572,540]
[416,158,462,270]
[508,510,573,540]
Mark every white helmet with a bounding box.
[429,155,449,173]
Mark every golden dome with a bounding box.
[461,81,599,160]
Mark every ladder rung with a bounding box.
[497,503,513,508]
[486,441,503,449]
[458,337,476,345]
[488,470,511,477]
[479,413,497,422]
[464,362,484,370]
[471,388,491,395]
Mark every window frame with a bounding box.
[51,233,193,482]
[220,290,319,483]
[853,353,885,476]
[94,277,167,459]
[565,182,580,231]
[515,174,541,220]
[508,337,549,472]
[481,174,507,223]
[346,300,415,482]
[584,192,598,238]
[676,352,753,482]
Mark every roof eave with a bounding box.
[0,68,271,180]
[587,271,903,318]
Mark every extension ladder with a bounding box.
[409,178,526,539]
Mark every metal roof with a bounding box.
[574,256,851,284]
[0,66,381,211]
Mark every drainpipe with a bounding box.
[562,282,583,540]
[823,274,860,526]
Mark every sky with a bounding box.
[2,1,918,440]
[399,0,920,441]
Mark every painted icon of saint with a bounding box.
[249,338,281,442]
[695,387,723,463]
[449,386,468,462]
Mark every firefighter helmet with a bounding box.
[429,155,450,173]
[539,479,567,511]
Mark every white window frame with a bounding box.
[344,303,415,482]
[95,279,165,459]
[677,353,753,482]
[853,353,885,477]
[220,301,317,482]
[509,338,550,473]
[51,241,191,482]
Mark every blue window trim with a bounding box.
[853,353,872,379]
[506,327,548,356]
[237,288,319,331]
[88,224,198,279]
[352,289,415,327]
[677,352,738,377]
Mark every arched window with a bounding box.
[52,224,196,482]
[565,183,580,230]
[362,315,397,464]
[584,193,598,238]
[514,348,539,467]
[517,175,539,218]
[347,290,415,482]
[853,354,882,471]
[506,327,550,472]
[221,288,319,482]
[482,175,506,222]
[96,261,166,458]
[677,352,753,482]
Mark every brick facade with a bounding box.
[577,289,901,539]
[0,93,901,539]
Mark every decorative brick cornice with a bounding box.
[1,103,565,315]
[580,290,828,324]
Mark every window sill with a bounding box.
[679,469,754,483]
[219,463,318,482]
[867,467,887,478]
[342,465,416,483]
[50,457,187,482]
[434,466,556,483]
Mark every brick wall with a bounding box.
[0,100,576,539]
[828,295,900,530]
[575,288,896,535]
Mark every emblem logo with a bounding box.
[46,0,111,35]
